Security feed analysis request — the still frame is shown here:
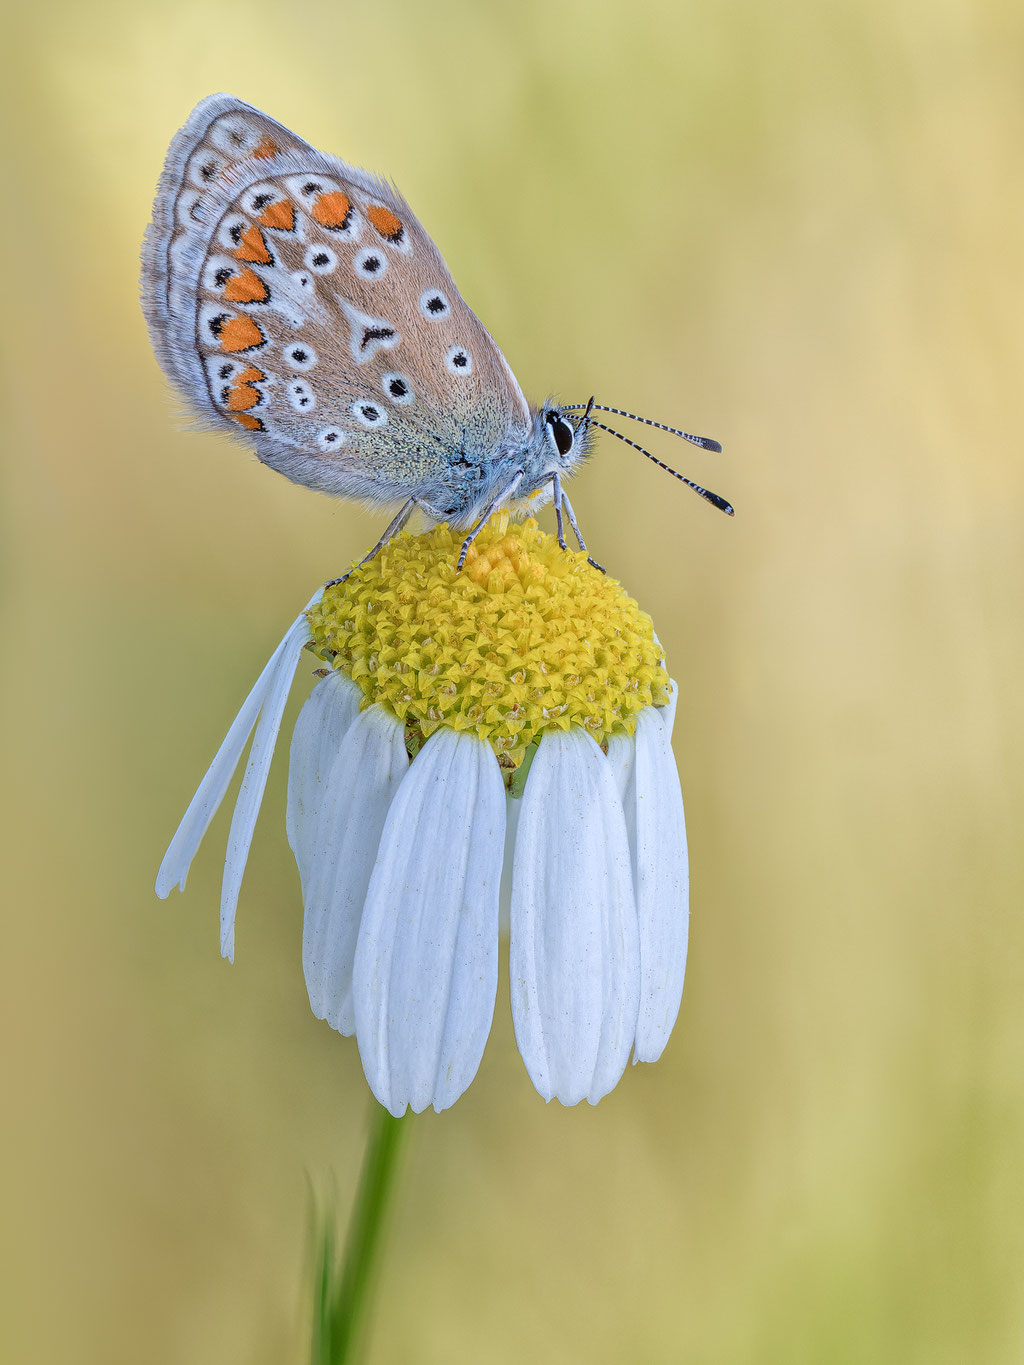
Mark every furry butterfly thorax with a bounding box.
[141,94,730,574]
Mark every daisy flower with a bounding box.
[156,515,689,1116]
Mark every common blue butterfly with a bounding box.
[141,94,731,574]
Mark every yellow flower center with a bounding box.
[307,515,670,771]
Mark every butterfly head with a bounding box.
[519,399,594,492]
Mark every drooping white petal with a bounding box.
[353,729,505,1117]
[661,677,679,741]
[155,593,321,903]
[497,791,522,936]
[510,729,640,1106]
[628,705,690,1063]
[300,704,409,1035]
[218,596,322,961]
[605,731,636,812]
[286,670,363,897]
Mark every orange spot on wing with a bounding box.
[225,365,266,411]
[367,204,403,241]
[219,316,265,352]
[252,135,279,160]
[233,412,265,431]
[234,226,273,264]
[223,267,269,304]
[311,191,351,229]
[257,199,295,231]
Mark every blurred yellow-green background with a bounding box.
[4,1,1022,1360]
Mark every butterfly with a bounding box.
[141,94,732,576]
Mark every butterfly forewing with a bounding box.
[142,95,531,514]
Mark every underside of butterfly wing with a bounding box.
[142,95,533,521]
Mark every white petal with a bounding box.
[301,704,408,1034]
[497,791,521,936]
[218,597,321,961]
[605,731,635,811]
[510,729,640,1106]
[353,729,505,1116]
[155,592,321,903]
[286,671,363,897]
[661,677,679,741]
[629,706,689,1063]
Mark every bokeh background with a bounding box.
[4,0,1022,1360]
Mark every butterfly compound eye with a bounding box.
[545,412,575,457]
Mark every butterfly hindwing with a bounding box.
[142,95,531,514]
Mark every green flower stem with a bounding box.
[315,1105,410,1365]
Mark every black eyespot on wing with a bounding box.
[214,267,233,287]
[208,313,229,338]
[252,193,274,210]
[360,326,395,351]
[427,296,445,314]
[303,181,322,195]
[218,363,233,379]
[361,405,380,421]
[388,378,408,397]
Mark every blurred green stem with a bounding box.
[314,1105,409,1365]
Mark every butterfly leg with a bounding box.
[550,473,567,550]
[456,473,525,571]
[324,497,418,589]
[558,488,605,574]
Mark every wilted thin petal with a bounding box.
[286,671,362,897]
[354,730,505,1116]
[629,705,689,1063]
[510,729,640,1106]
[155,594,320,901]
[219,600,321,961]
[301,704,408,1034]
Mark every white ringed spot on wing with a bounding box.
[353,247,387,280]
[286,380,316,412]
[381,373,415,405]
[316,428,348,452]
[284,342,318,371]
[444,344,473,376]
[419,289,451,320]
[352,401,387,429]
[304,244,338,275]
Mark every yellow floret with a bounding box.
[307,515,671,768]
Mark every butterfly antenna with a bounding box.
[562,403,722,453]
[587,419,734,515]
[572,394,597,446]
